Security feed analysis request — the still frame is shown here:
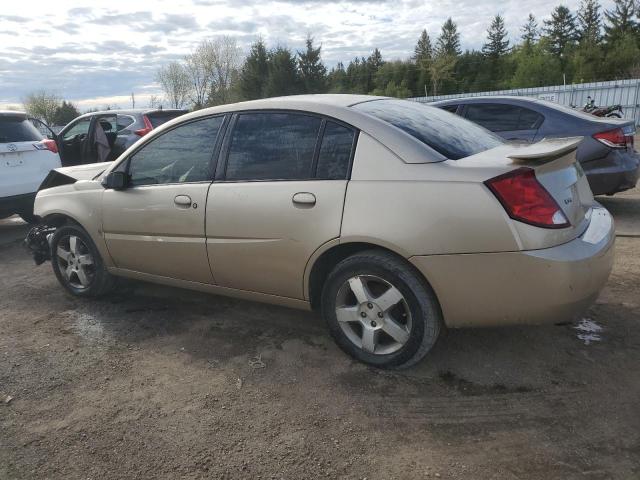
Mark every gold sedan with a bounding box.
[28,95,615,368]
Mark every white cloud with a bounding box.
[0,0,617,108]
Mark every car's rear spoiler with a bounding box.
[507,137,583,161]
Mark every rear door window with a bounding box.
[0,115,43,142]
[465,104,521,131]
[225,112,322,181]
[353,99,502,160]
[146,111,186,128]
[518,108,543,129]
[315,121,355,180]
[466,104,543,131]
[440,104,460,114]
[117,116,135,131]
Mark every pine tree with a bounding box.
[327,62,348,93]
[543,6,578,57]
[483,15,510,57]
[265,46,299,97]
[413,29,433,63]
[52,101,80,126]
[436,18,462,56]
[239,39,268,100]
[521,13,540,49]
[297,36,327,93]
[367,48,384,70]
[603,0,637,44]
[577,0,602,44]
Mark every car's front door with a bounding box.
[58,117,91,166]
[102,115,226,284]
[464,103,542,142]
[206,112,357,299]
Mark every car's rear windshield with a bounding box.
[146,111,186,128]
[352,99,503,160]
[0,115,43,143]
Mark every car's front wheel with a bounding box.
[50,224,115,297]
[321,250,442,369]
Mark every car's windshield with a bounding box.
[0,115,43,143]
[353,99,503,160]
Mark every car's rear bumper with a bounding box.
[583,149,640,195]
[410,206,615,328]
[0,192,36,217]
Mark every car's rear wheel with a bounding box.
[50,224,115,297]
[321,250,442,369]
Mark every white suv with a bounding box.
[0,111,61,222]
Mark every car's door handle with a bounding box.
[292,192,316,207]
[174,195,192,208]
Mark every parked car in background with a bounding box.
[431,96,639,195]
[55,109,187,166]
[0,111,61,222]
[26,95,614,368]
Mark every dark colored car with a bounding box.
[431,96,639,195]
[55,109,187,166]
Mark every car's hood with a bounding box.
[53,162,111,181]
[38,162,111,192]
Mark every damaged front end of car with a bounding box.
[24,224,56,265]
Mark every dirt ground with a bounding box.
[1,189,639,480]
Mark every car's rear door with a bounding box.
[464,103,542,142]
[206,111,356,299]
[102,115,226,283]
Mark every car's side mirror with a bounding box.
[102,171,129,190]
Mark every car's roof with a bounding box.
[75,108,188,119]
[431,95,546,106]
[430,95,630,125]
[119,95,450,166]
[0,110,27,117]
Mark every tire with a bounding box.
[50,224,115,297]
[321,250,442,369]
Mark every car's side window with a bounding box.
[518,108,543,129]
[441,105,459,114]
[466,104,542,132]
[128,116,224,186]
[466,104,521,131]
[117,116,135,131]
[225,112,322,181]
[62,118,91,141]
[316,121,355,180]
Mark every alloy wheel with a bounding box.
[55,235,95,290]
[335,275,412,355]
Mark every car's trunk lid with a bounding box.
[455,136,595,250]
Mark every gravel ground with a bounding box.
[0,189,639,480]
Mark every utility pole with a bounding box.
[131,92,135,109]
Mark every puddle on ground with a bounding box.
[574,318,604,345]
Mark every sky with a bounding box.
[0,0,616,110]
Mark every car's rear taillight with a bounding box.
[134,115,153,137]
[485,167,569,229]
[593,128,631,149]
[33,139,58,154]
